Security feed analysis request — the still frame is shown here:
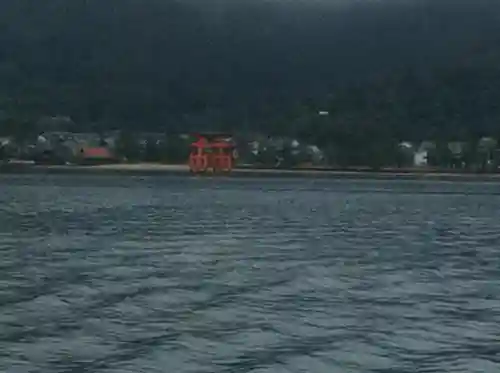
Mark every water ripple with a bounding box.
[1,175,500,372]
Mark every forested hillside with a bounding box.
[1,0,500,141]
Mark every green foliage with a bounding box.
[162,136,190,164]
[116,131,140,162]
[255,146,278,167]
[0,1,500,170]
[114,132,190,164]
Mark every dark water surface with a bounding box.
[1,175,500,372]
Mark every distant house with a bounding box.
[399,141,413,150]
[0,137,13,161]
[396,141,432,167]
[448,141,467,168]
[477,137,498,170]
[414,141,437,167]
[397,141,417,167]
[0,137,11,147]
[34,132,76,164]
[306,145,324,165]
[414,150,428,166]
[77,146,116,165]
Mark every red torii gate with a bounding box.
[188,133,235,174]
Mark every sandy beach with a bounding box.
[2,161,500,181]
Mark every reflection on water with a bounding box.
[1,175,500,372]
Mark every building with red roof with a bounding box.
[78,146,116,165]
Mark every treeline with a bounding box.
[114,132,190,164]
[1,0,500,164]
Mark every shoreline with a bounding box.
[2,162,500,181]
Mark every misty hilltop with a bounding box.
[1,0,500,138]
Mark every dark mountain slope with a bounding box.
[0,0,499,136]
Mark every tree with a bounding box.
[477,137,498,170]
[144,138,161,162]
[162,135,189,164]
[116,131,140,162]
[396,143,415,168]
[428,141,453,168]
